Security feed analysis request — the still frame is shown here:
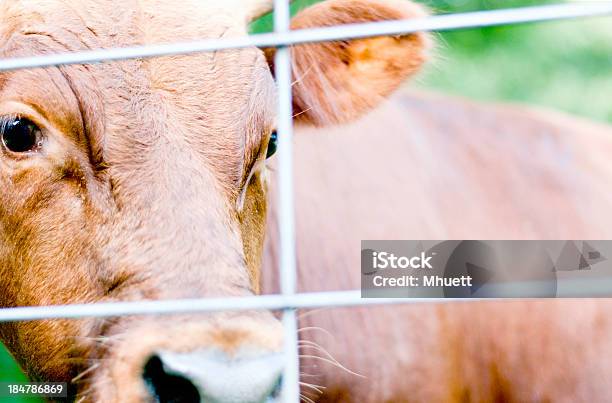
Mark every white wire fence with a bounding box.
[1,2,612,402]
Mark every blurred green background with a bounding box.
[1,1,611,402]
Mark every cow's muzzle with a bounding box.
[142,348,284,403]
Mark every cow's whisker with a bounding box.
[298,309,331,321]
[298,339,345,370]
[72,363,101,383]
[74,385,94,403]
[298,343,339,364]
[291,63,314,88]
[297,325,334,339]
[300,393,317,403]
[293,107,313,119]
[300,381,326,394]
[300,371,323,379]
[299,354,365,378]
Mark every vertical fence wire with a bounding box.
[273,0,300,401]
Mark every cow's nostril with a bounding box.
[143,349,284,402]
[143,355,201,403]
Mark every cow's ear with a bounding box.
[266,0,430,126]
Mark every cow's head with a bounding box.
[0,0,428,401]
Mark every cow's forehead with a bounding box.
[0,0,247,43]
[0,0,277,187]
[0,0,274,105]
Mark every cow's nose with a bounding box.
[142,349,284,403]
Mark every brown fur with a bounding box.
[263,91,612,402]
[0,0,428,401]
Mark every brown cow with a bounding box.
[2,0,612,401]
[0,0,431,402]
[264,89,612,401]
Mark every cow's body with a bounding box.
[264,90,612,402]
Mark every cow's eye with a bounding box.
[1,117,42,153]
[266,130,277,159]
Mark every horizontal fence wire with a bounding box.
[0,3,609,72]
[0,290,465,322]
[1,275,612,322]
